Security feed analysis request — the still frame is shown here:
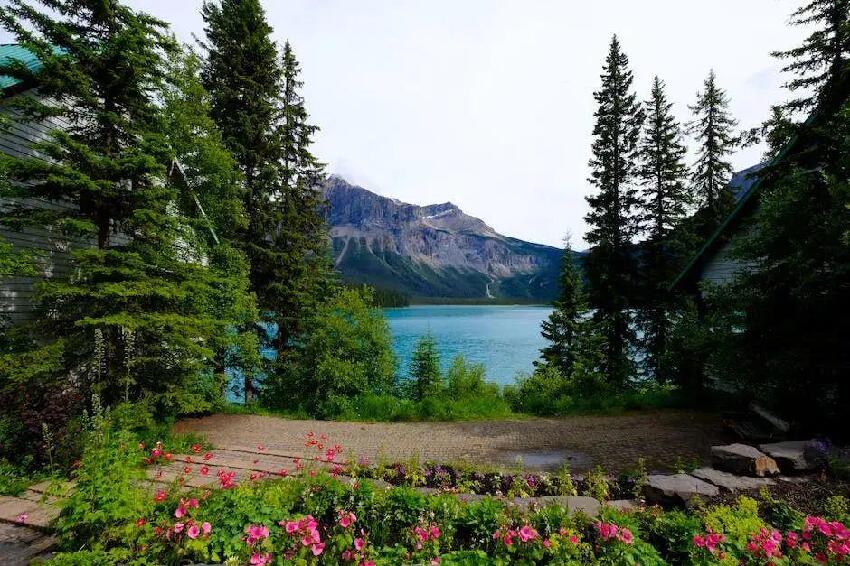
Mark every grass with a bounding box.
[222,393,517,423]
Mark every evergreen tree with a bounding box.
[584,35,644,386]
[0,1,235,411]
[687,71,737,237]
[539,240,588,376]
[200,0,282,399]
[635,77,690,382]
[408,334,443,401]
[266,42,334,356]
[160,48,262,400]
[772,0,850,112]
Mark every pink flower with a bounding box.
[15,513,27,524]
[187,524,200,539]
[200,466,209,476]
[338,510,357,528]
[430,559,440,565]
[249,553,271,566]
[203,452,213,461]
[285,520,299,534]
[175,504,186,518]
[361,561,375,566]
[543,538,551,549]
[429,525,441,539]
[354,537,365,551]
[597,522,619,541]
[174,522,185,534]
[342,549,353,561]
[245,524,270,545]
[519,524,538,543]
[201,522,212,535]
[154,489,167,502]
[619,528,634,544]
[311,542,325,556]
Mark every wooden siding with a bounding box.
[699,220,760,287]
[0,90,84,323]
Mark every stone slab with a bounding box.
[0,497,59,530]
[691,467,774,492]
[711,444,779,477]
[0,523,57,566]
[758,441,820,472]
[644,474,719,507]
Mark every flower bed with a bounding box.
[45,427,850,565]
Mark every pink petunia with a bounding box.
[14,513,27,524]
[311,542,325,556]
[174,523,185,534]
[201,522,212,535]
[187,524,200,539]
[354,537,365,551]
[249,553,271,566]
[519,524,538,543]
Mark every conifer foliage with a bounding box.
[687,71,737,237]
[772,0,850,112]
[0,1,246,412]
[539,241,589,377]
[201,2,333,396]
[635,77,689,382]
[584,35,644,386]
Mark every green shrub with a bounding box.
[261,287,397,418]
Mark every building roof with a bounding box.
[0,44,44,92]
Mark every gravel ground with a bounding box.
[175,411,730,473]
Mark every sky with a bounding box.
[4,1,811,247]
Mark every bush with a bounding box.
[261,287,397,418]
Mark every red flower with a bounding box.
[191,444,202,453]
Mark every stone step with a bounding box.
[644,474,719,507]
[0,496,60,531]
[0,522,57,566]
[758,441,821,473]
[711,443,780,477]
[691,467,774,492]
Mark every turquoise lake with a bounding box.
[384,305,553,386]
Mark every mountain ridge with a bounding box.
[323,176,565,302]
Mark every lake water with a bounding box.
[385,305,553,386]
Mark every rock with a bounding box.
[644,474,719,507]
[759,441,822,473]
[691,467,774,492]
[711,444,779,477]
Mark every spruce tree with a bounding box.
[584,35,644,386]
[0,1,235,411]
[200,0,282,399]
[266,42,334,356]
[539,241,588,376]
[772,0,850,112]
[408,334,443,401]
[636,77,689,382]
[687,71,737,237]
[160,48,262,399]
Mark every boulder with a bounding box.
[711,443,779,477]
[644,474,719,507]
[691,467,774,492]
[607,499,640,512]
[758,441,822,473]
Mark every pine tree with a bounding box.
[772,0,850,112]
[408,334,443,401]
[160,48,262,400]
[266,42,334,356]
[539,241,588,376]
[0,1,236,411]
[688,71,737,237]
[200,0,282,399]
[584,35,644,386]
[636,77,689,382]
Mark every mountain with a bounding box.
[323,175,565,302]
